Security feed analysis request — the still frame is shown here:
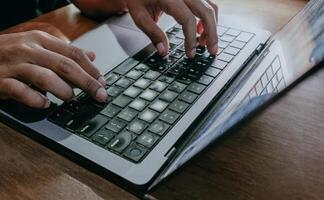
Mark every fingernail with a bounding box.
[189,48,196,59]
[156,42,166,56]
[97,76,107,88]
[210,44,218,55]
[95,87,108,102]
[44,99,51,109]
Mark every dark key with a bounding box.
[205,67,221,77]
[159,110,180,124]
[92,129,115,146]
[149,100,168,113]
[125,70,143,80]
[75,93,89,102]
[65,104,102,132]
[148,120,170,136]
[160,90,178,102]
[115,78,133,88]
[140,89,159,102]
[127,120,147,135]
[105,118,126,133]
[106,86,123,97]
[105,73,120,86]
[129,98,148,111]
[197,75,214,86]
[159,76,175,84]
[123,86,142,98]
[134,78,152,89]
[136,131,159,148]
[117,107,138,122]
[135,63,150,72]
[162,56,178,67]
[123,143,147,162]
[179,91,198,104]
[62,100,82,113]
[112,95,132,108]
[76,114,109,138]
[144,70,161,80]
[149,81,168,92]
[100,104,121,118]
[169,81,187,93]
[114,57,139,75]
[188,83,206,94]
[48,109,72,126]
[196,46,206,54]
[169,100,189,113]
[139,109,158,123]
[107,131,134,152]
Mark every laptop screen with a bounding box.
[156,0,324,184]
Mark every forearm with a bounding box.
[71,0,127,17]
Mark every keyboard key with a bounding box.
[136,132,159,148]
[179,91,198,104]
[169,100,189,113]
[169,81,187,93]
[117,107,138,122]
[150,81,168,92]
[105,118,126,133]
[124,143,147,162]
[100,104,121,118]
[236,32,254,43]
[218,52,234,63]
[159,76,175,84]
[211,60,227,70]
[106,86,123,97]
[159,110,180,124]
[149,100,168,112]
[123,86,142,98]
[226,29,241,36]
[135,63,150,72]
[197,75,214,86]
[129,98,148,111]
[126,70,143,80]
[107,131,134,152]
[220,34,235,43]
[230,40,245,49]
[170,49,184,59]
[114,58,139,75]
[139,109,158,123]
[217,26,228,36]
[205,67,221,77]
[105,73,120,86]
[144,70,161,80]
[160,90,178,102]
[218,40,229,49]
[62,100,82,113]
[77,114,109,138]
[148,120,170,136]
[134,78,152,89]
[115,78,133,88]
[48,109,72,125]
[188,83,206,94]
[112,95,132,108]
[140,89,159,101]
[224,46,240,56]
[92,129,115,146]
[169,37,183,45]
[127,120,147,135]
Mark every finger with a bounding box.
[0,78,50,109]
[127,4,169,56]
[162,0,197,58]
[33,32,106,87]
[185,0,218,55]
[86,50,96,62]
[12,63,74,101]
[30,47,107,102]
[197,20,204,35]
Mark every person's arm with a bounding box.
[71,0,128,17]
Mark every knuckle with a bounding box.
[85,78,99,93]
[36,70,55,89]
[57,58,76,75]
[70,46,86,63]
[28,30,48,39]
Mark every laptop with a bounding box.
[0,0,323,197]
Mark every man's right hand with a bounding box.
[0,31,107,109]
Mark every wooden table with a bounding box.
[2,0,324,199]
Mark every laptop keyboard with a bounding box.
[48,24,254,163]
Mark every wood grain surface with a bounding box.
[2,0,324,199]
